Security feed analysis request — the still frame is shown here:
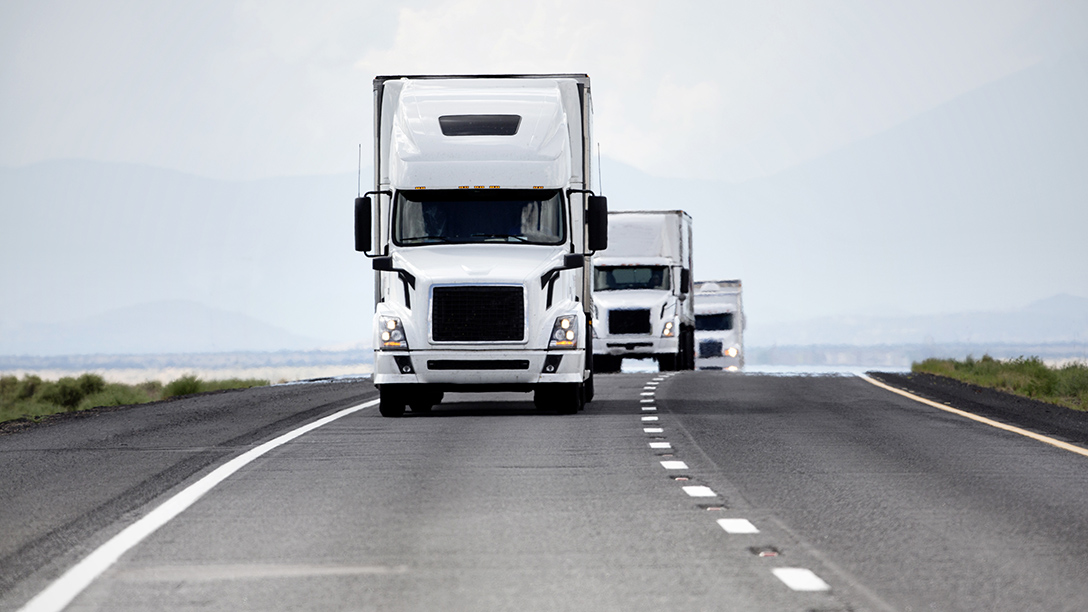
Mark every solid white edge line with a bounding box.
[857,374,1088,459]
[772,567,831,591]
[18,397,381,612]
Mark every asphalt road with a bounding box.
[2,372,1087,611]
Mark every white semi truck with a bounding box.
[693,280,744,370]
[591,211,694,372]
[355,74,608,417]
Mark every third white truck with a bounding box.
[693,279,744,370]
[591,210,694,372]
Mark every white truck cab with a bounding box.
[693,280,744,370]
[355,75,607,416]
[591,211,695,372]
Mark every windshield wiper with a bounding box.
[403,235,454,244]
[470,233,530,242]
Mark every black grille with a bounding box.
[427,360,530,370]
[609,309,651,335]
[699,340,723,358]
[432,286,524,342]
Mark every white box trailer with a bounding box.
[355,74,608,417]
[591,210,694,372]
[694,280,744,370]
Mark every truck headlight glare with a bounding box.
[549,315,578,349]
[379,316,408,350]
[726,346,739,358]
[661,320,675,337]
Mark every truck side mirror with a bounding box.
[354,196,372,253]
[680,268,691,294]
[587,195,608,252]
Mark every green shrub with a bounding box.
[163,375,202,398]
[913,356,1088,411]
[79,384,156,410]
[15,375,43,400]
[39,377,86,410]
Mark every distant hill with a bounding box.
[0,300,323,355]
[749,294,1088,347]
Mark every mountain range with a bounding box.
[1,47,1086,356]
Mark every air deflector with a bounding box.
[439,114,522,136]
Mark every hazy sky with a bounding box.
[3,0,1085,182]
[1,1,1086,350]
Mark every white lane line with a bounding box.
[17,397,381,612]
[773,568,831,592]
[660,460,688,470]
[717,518,759,534]
[641,416,659,422]
[682,485,717,497]
[649,442,672,449]
[640,399,655,403]
[858,374,1088,459]
[640,392,655,396]
[644,427,664,433]
[642,406,657,412]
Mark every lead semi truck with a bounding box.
[355,74,608,417]
[591,210,695,372]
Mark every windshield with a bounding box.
[696,312,734,331]
[594,266,671,291]
[393,189,565,246]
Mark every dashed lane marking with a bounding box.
[717,518,759,534]
[642,406,657,411]
[644,427,664,434]
[682,485,717,497]
[641,416,659,422]
[17,397,382,612]
[859,374,1088,459]
[660,461,688,470]
[773,568,831,592]
[640,392,655,396]
[649,442,672,449]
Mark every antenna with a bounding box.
[597,143,604,195]
[357,144,362,197]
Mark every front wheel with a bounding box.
[379,387,406,418]
[534,383,584,415]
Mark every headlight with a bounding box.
[379,316,408,350]
[661,320,676,338]
[725,346,739,358]
[549,314,578,349]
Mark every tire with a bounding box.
[535,383,584,415]
[409,390,443,414]
[657,353,677,371]
[593,355,621,373]
[379,387,406,418]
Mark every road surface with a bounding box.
[2,371,1087,611]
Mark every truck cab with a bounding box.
[694,280,744,370]
[591,211,695,372]
[355,75,606,416]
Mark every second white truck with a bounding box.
[591,210,694,372]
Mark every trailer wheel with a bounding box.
[379,387,406,418]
